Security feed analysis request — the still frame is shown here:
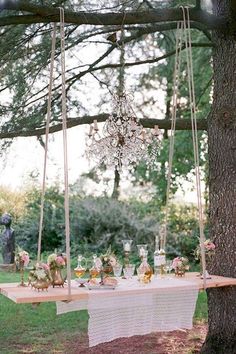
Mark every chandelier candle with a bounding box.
[122,239,132,265]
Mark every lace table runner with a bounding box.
[56,277,198,347]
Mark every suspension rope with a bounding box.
[59,7,72,299]
[181,6,206,286]
[162,21,183,250]
[163,7,207,287]
[37,23,57,262]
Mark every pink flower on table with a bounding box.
[21,253,29,266]
[42,263,50,271]
[172,256,189,271]
[172,257,181,270]
[55,256,66,266]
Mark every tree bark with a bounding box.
[201,1,236,353]
[0,116,207,140]
[111,169,120,199]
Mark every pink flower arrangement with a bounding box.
[15,249,30,268]
[41,263,50,271]
[172,256,189,271]
[47,253,66,270]
[194,239,215,260]
[204,240,215,251]
[55,256,66,266]
[21,252,30,266]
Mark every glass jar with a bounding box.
[89,254,101,278]
[137,250,153,284]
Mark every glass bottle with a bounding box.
[74,255,87,279]
[158,246,166,276]
[89,254,101,278]
[137,250,153,284]
[154,236,166,276]
[154,236,160,276]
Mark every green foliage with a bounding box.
[15,185,65,255]
[0,183,205,264]
[70,196,160,255]
[165,204,204,262]
[131,24,212,203]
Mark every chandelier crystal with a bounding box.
[86,92,162,171]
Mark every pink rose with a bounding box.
[204,240,215,251]
[172,257,181,270]
[42,263,50,271]
[56,256,65,266]
[22,254,30,266]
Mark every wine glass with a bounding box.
[112,262,123,278]
[165,260,173,278]
[123,264,135,279]
[74,255,87,286]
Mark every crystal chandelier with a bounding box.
[85,23,162,171]
[86,92,162,171]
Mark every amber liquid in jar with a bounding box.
[143,268,153,283]
[89,268,100,278]
[74,268,86,278]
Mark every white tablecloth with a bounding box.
[56,277,198,347]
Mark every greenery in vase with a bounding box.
[100,246,117,268]
[28,262,52,283]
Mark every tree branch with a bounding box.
[0,2,227,30]
[0,114,207,139]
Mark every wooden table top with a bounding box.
[0,272,235,304]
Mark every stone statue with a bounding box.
[0,213,15,264]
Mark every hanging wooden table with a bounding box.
[0,272,236,304]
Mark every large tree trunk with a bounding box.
[201,1,236,353]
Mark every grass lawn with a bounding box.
[0,271,207,354]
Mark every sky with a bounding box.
[0,125,89,189]
[0,126,203,205]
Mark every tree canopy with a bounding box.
[0,0,214,144]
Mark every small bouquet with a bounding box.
[100,246,117,274]
[47,253,66,270]
[15,247,30,287]
[15,248,30,269]
[172,256,189,276]
[47,253,66,287]
[194,239,215,260]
